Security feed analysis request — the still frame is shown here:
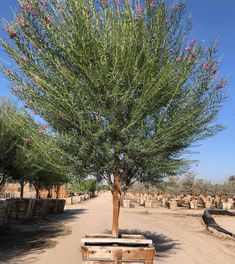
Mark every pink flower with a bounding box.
[202,62,210,69]
[12,88,19,95]
[172,2,185,10]
[176,57,181,62]
[185,47,192,52]
[32,9,38,15]
[41,124,47,129]
[45,15,52,23]
[9,31,17,39]
[26,3,33,11]
[212,68,218,74]
[135,6,143,13]
[190,39,197,47]
[190,52,195,59]
[216,79,227,89]
[21,55,29,62]
[40,0,47,9]
[149,1,155,8]
[12,87,24,95]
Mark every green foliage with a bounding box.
[68,179,98,194]
[0,97,69,193]
[0,0,226,193]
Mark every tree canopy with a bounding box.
[0,0,225,191]
[0,0,226,236]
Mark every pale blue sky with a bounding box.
[0,1,234,182]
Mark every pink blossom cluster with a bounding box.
[202,62,210,69]
[176,57,181,62]
[149,1,155,9]
[202,61,218,75]
[21,55,29,62]
[16,14,28,29]
[11,87,25,95]
[216,79,227,89]
[135,6,143,13]
[172,2,185,10]
[36,124,47,136]
[5,25,18,39]
[19,0,47,14]
[184,39,197,60]
[39,0,47,10]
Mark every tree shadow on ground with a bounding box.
[0,208,87,264]
[105,229,181,259]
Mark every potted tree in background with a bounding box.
[0,0,226,262]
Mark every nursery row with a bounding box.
[122,192,235,210]
[0,191,105,228]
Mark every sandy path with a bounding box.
[1,192,235,264]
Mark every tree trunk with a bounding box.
[35,188,40,199]
[112,175,121,238]
[20,180,24,199]
[56,185,61,199]
[47,188,52,198]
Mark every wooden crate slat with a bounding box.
[81,238,152,246]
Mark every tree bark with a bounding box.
[20,180,24,199]
[47,188,52,198]
[112,176,121,238]
[35,187,40,199]
[112,155,121,238]
[56,185,61,199]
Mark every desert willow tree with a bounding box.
[0,98,69,198]
[0,0,226,237]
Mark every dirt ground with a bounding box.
[0,192,235,264]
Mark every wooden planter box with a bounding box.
[10,199,35,220]
[122,199,131,208]
[81,234,155,263]
[47,199,57,213]
[65,197,72,205]
[57,199,66,213]
[167,201,178,210]
[71,196,81,204]
[144,200,153,208]
[202,201,212,209]
[189,201,198,209]
[140,198,145,206]
[33,199,49,217]
[0,200,13,227]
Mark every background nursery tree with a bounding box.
[0,0,226,237]
[0,97,69,198]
